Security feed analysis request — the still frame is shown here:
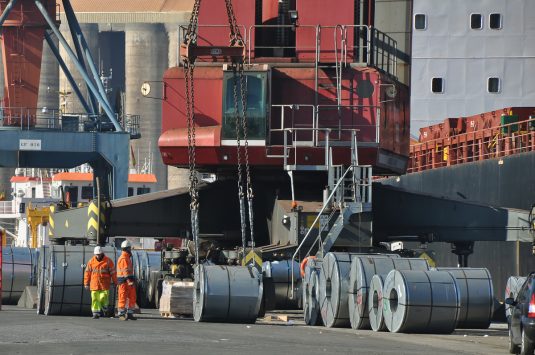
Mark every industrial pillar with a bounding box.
[126,23,168,191]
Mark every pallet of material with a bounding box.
[158,279,194,317]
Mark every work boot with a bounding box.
[92,313,100,319]
[127,313,137,321]
[119,313,128,321]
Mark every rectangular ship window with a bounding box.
[414,14,427,30]
[431,78,444,93]
[222,72,268,141]
[471,14,483,29]
[488,77,501,93]
[489,13,502,29]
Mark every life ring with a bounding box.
[300,256,316,278]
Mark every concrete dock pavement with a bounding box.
[0,306,508,354]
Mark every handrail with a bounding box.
[289,164,353,299]
[409,117,535,172]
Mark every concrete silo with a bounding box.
[37,36,60,124]
[165,23,189,189]
[125,23,168,192]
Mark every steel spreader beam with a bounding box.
[44,31,92,114]
[34,0,123,132]
[0,0,19,28]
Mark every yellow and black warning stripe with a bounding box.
[242,249,262,272]
[48,205,55,237]
[86,201,99,239]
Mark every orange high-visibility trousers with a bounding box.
[118,282,136,312]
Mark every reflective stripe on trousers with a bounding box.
[91,290,109,314]
[118,283,136,314]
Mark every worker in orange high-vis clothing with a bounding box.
[84,246,118,319]
[117,240,137,320]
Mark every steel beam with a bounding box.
[44,31,92,114]
[0,0,19,27]
[34,0,123,132]
[373,184,533,243]
[62,0,109,115]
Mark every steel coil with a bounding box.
[1,246,38,305]
[437,267,493,329]
[36,245,48,314]
[368,274,387,332]
[318,252,358,327]
[348,256,425,329]
[505,276,527,318]
[131,250,161,308]
[303,258,321,325]
[262,260,301,309]
[193,264,263,323]
[383,270,460,333]
[43,245,118,316]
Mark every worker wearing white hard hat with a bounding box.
[84,246,117,319]
[117,240,137,320]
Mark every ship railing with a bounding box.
[0,200,17,215]
[0,107,133,134]
[247,24,319,62]
[409,117,535,172]
[174,23,396,78]
[268,104,379,147]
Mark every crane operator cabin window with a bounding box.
[222,72,268,141]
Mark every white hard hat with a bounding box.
[94,246,103,255]
[121,240,131,249]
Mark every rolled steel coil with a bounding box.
[319,252,363,328]
[437,267,493,329]
[193,264,263,323]
[130,250,161,308]
[262,260,301,309]
[303,258,321,325]
[36,245,48,314]
[505,276,527,318]
[348,256,429,330]
[1,246,38,305]
[368,274,387,332]
[43,245,118,316]
[383,270,460,334]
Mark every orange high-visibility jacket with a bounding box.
[84,255,118,291]
[117,251,135,284]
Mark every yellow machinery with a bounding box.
[26,205,50,248]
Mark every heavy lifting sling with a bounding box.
[181,0,255,265]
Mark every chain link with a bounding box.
[224,0,244,46]
[184,0,201,45]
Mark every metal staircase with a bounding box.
[289,135,372,297]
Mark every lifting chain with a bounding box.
[233,64,246,252]
[224,0,244,47]
[183,0,201,265]
[233,60,255,253]
[183,0,252,263]
[239,62,255,248]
